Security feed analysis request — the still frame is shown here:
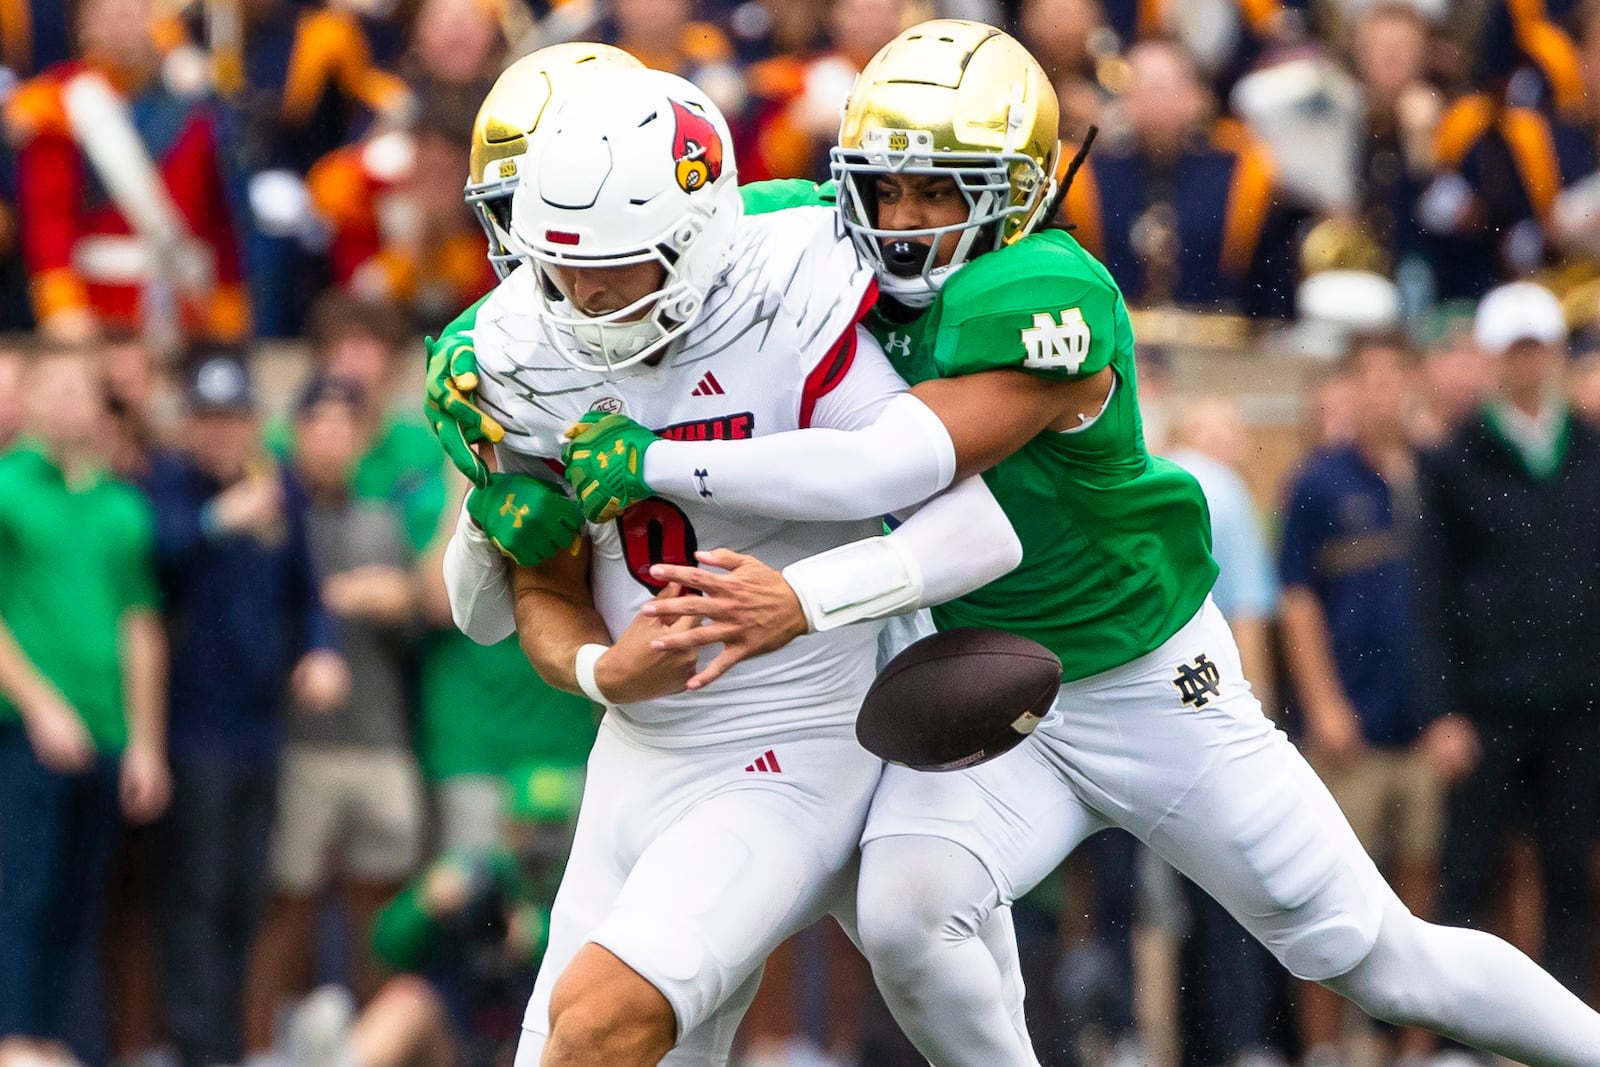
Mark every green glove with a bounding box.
[561,410,660,523]
[466,472,584,567]
[425,332,505,488]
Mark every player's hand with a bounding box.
[1419,713,1481,784]
[640,549,807,690]
[466,472,584,567]
[119,740,171,823]
[425,332,505,488]
[593,583,701,702]
[20,692,95,774]
[1304,697,1366,771]
[562,411,660,523]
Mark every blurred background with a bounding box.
[1,1,1599,1066]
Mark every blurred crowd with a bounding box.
[3,1,1600,1067]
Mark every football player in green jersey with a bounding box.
[555,20,1600,1067]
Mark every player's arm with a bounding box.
[643,471,1023,689]
[629,333,1025,687]
[508,543,698,704]
[566,284,1121,522]
[441,464,586,645]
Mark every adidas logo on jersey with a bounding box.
[691,371,726,397]
[743,749,782,774]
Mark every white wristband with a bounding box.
[574,643,612,705]
[781,535,924,633]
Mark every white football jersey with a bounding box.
[473,205,904,750]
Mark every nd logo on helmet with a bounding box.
[887,131,910,152]
[670,99,723,194]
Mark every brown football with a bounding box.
[856,628,1062,772]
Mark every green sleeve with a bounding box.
[441,293,488,338]
[370,875,438,971]
[738,178,836,215]
[935,270,1125,383]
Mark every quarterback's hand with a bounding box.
[640,549,807,690]
[425,333,505,488]
[593,583,701,702]
[466,472,584,567]
[562,411,660,523]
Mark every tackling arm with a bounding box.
[582,365,1113,523]
[644,472,1022,689]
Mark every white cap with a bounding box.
[1474,281,1567,355]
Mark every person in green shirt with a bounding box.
[0,344,170,1062]
[435,21,1600,1067]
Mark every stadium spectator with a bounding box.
[4,0,249,346]
[0,343,169,1063]
[244,375,425,1051]
[600,0,742,114]
[1063,38,1301,317]
[1279,332,1446,1065]
[1019,0,1110,135]
[1417,281,1600,1001]
[365,764,583,1064]
[1475,0,1586,118]
[736,0,909,182]
[1421,57,1597,299]
[282,290,447,552]
[260,0,412,172]
[401,0,502,127]
[306,109,496,330]
[1350,3,1444,278]
[1413,323,1495,445]
[141,352,349,1067]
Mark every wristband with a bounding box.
[781,535,924,633]
[574,643,613,705]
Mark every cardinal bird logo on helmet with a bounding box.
[670,99,723,194]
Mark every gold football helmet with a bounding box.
[467,42,644,278]
[832,20,1062,307]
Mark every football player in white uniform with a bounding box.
[451,67,1022,1067]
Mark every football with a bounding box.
[856,628,1063,772]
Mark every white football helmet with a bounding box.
[508,67,743,373]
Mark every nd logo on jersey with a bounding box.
[1021,308,1091,373]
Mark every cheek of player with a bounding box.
[911,365,1118,479]
[874,175,970,270]
[549,261,667,321]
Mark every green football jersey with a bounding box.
[866,230,1218,681]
